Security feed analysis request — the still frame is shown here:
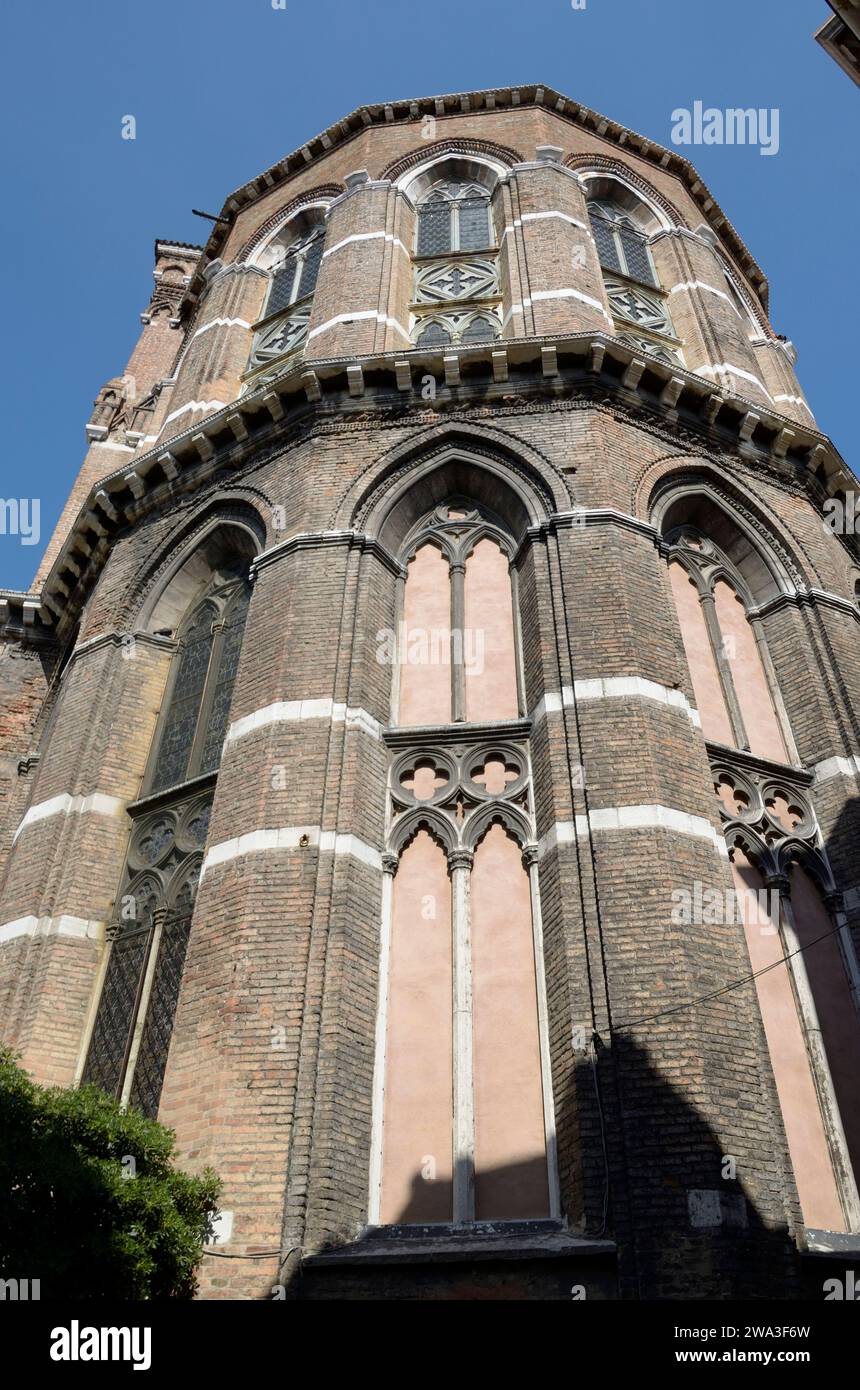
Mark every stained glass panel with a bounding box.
[619,225,656,286]
[266,258,299,317]
[149,604,215,793]
[297,233,324,300]
[589,211,622,273]
[80,925,152,1098]
[460,315,495,343]
[417,202,453,257]
[458,197,491,251]
[416,320,452,348]
[199,585,251,775]
[128,910,194,1119]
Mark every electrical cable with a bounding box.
[612,918,844,1031]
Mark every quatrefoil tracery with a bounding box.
[390,743,531,853]
[712,761,829,886]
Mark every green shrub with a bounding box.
[0,1048,220,1299]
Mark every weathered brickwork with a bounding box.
[1,86,858,1301]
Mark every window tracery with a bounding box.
[372,496,556,1228]
[82,568,251,1119]
[411,178,501,347]
[588,198,682,364]
[244,225,326,388]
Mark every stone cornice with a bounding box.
[749,588,860,622]
[4,331,856,642]
[704,740,814,786]
[251,529,405,579]
[180,84,769,313]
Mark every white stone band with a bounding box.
[538,806,727,858]
[225,698,382,746]
[14,792,126,842]
[0,914,103,944]
[201,825,382,876]
[531,678,700,727]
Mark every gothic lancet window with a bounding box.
[666,527,787,763]
[716,766,860,1232]
[81,564,252,1119]
[371,497,557,1228]
[244,221,327,390]
[411,175,501,348]
[663,497,860,1230]
[587,196,682,364]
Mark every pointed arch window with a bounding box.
[587,198,682,364]
[265,226,325,316]
[244,224,326,389]
[715,763,860,1232]
[416,182,493,256]
[588,199,657,287]
[412,178,501,346]
[81,566,252,1119]
[371,499,558,1229]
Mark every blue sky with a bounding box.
[1,0,856,591]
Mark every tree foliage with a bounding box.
[0,1048,220,1299]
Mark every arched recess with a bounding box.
[345,429,562,545]
[566,156,685,230]
[708,606,860,1230]
[395,150,508,349]
[652,481,800,763]
[241,196,333,388]
[578,169,683,365]
[368,447,560,1229]
[121,498,267,634]
[79,519,261,1120]
[723,826,860,1233]
[383,138,522,189]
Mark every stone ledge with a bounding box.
[303,1220,616,1267]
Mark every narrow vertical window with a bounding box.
[82,565,252,1118]
[245,223,327,387]
[412,175,500,346]
[374,495,556,1229]
[666,531,787,761]
[587,196,681,363]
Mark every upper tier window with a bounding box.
[416,181,494,256]
[264,227,325,317]
[588,199,658,288]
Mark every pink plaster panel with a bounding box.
[398,544,452,727]
[463,539,519,724]
[790,866,860,1185]
[470,823,549,1220]
[733,852,845,1231]
[669,561,733,746]
[713,580,786,762]
[381,830,453,1223]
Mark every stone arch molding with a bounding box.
[566,154,684,231]
[382,137,524,194]
[640,458,817,593]
[236,184,344,265]
[121,497,267,633]
[334,422,569,545]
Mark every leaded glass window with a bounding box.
[411,176,500,347]
[588,200,658,287]
[587,199,682,363]
[416,182,493,256]
[243,225,326,390]
[81,567,252,1119]
[413,309,502,348]
[264,227,325,317]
